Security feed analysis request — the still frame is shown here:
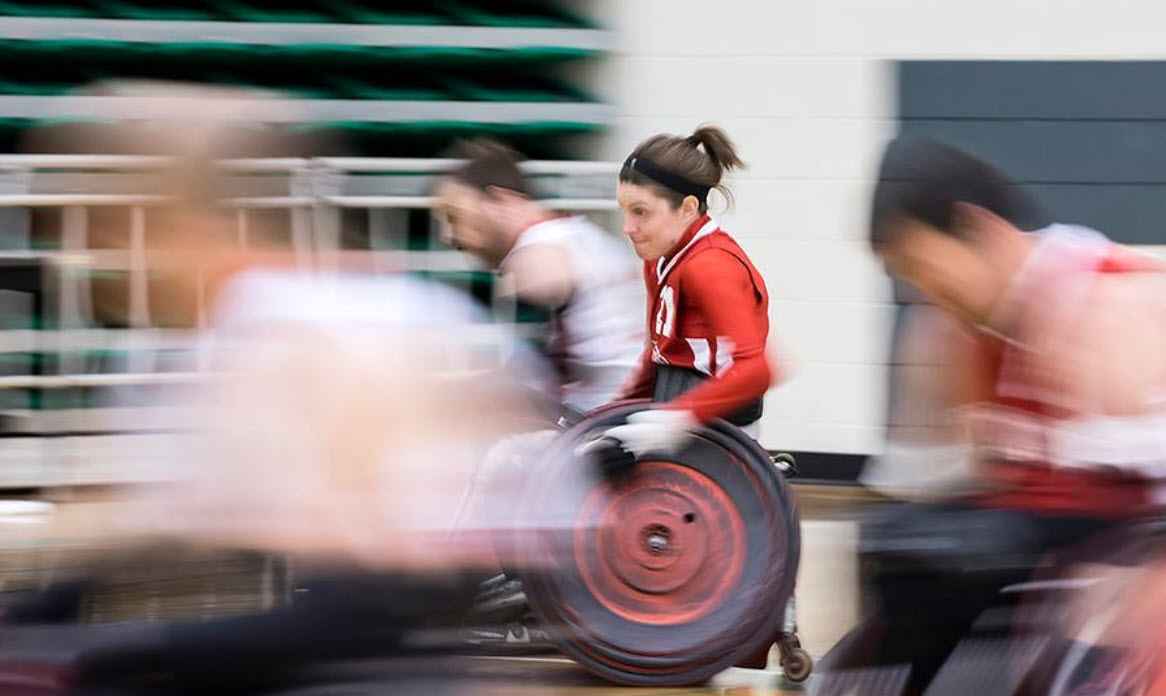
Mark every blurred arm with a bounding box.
[500,242,575,309]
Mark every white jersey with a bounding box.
[137,270,546,570]
[503,216,644,413]
[211,270,489,334]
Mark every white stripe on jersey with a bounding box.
[714,336,735,376]
[686,337,711,375]
[962,403,1166,476]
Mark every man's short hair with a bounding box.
[869,137,1046,249]
[444,138,530,197]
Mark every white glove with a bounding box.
[602,409,698,457]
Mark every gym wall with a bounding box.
[584,0,1166,477]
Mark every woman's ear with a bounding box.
[680,194,702,220]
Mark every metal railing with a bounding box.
[0,155,623,488]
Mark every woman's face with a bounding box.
[617,181,699,261]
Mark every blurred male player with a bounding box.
[0,83,550,695]
[435,139,644,415]
[822,138,1166,695]
[434,140,644,648]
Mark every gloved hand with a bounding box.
[576,435,637,479]
[604,409,698,457]
[576,409,698,480]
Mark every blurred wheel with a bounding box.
[516,404,800,686]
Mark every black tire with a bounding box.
[782,648,813,682]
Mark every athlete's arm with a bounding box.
[667,250,774,421]
[499,242,575,308]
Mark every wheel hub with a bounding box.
[573,461,746,624]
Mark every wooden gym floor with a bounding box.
[0,483,876,695]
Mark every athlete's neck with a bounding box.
[660,214,710,265]
[980,233,1038,337]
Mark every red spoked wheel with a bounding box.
[516,404,800,686]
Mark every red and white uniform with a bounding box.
[963,224,1166,517]
[620,214,774,423]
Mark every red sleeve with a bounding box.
[667,250,774,422]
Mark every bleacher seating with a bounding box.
[0,0,610,156]
[0,2,615,487]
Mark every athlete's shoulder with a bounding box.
[515,215,582,247]
[682,231,753,272]
[709,228,753,254]
[677,230,767,300]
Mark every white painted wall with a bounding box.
[580,0,1166,454]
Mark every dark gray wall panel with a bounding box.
[899,60,1166,244]
[901,61,1166,120]
[1026,184,1166,245]
[898,120,1166,184]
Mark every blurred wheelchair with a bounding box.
[1009,519,1166,696]
[813,510,1166,696]
[0,399,811,693]
[505,401,809,686]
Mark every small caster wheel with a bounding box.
[781,647,813,682]
[770,452,798,476]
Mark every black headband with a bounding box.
[621,153,710,203]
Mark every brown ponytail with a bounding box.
[620,123,745,212]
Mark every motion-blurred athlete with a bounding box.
[819,138,1166,695]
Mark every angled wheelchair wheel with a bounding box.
[515,403,800,686]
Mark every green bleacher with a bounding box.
[0,0,610,157]
[0,0,596,27]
